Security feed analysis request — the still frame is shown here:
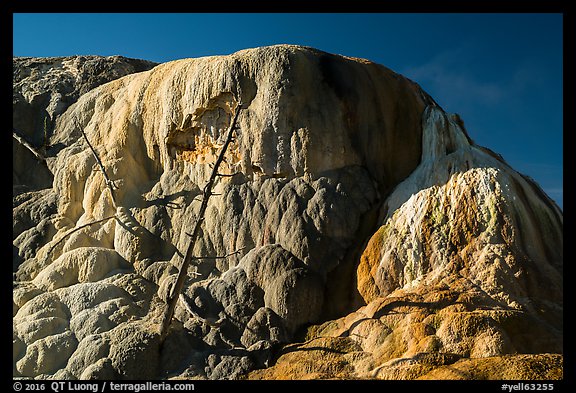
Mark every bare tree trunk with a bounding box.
[159,103,244,342]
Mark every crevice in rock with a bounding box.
[319,195,384,322]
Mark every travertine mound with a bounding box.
[13,55,158,194]
[13,45,562,380]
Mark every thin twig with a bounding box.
[194,247,246,260]
[43,116,50,155]
[179,294,225,328]
[43,215,117,261]
[179,293,198,317]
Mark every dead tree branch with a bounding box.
[13,128,46,163]
[179,294,225,328]
[159,102,244,342]
[194,247,246,260]
[43,214,117,262]
[38,122,121,264]
[75,120,118,208]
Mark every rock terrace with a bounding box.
[13,45,562,380]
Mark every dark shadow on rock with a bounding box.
[115,206,178,262]
[139,190,190,210]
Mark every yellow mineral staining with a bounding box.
[417,354,562,380]
[247,337,361,380]
[164,94,243,171]
[356,225,388,303]
[175,137,242,170]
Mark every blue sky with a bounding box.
[13,13,563,209]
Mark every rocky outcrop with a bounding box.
[13,56,157,262]
[12,45,562,380]
[246,105,563,380]
[13,55,158,194]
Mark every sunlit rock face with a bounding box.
[247,106,562,380]
[13,45,562,380]
[13,55,158,194]
[358,107,562,307]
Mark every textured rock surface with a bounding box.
[13,55,158,195]
[13,45,562,380]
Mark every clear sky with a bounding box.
[12,13,563,209]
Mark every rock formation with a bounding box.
[13,55,158,194]
[13,45,562,380]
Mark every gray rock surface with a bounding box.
[13,55,157,144]
[12,45,562,380]
[241,307,288,348]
